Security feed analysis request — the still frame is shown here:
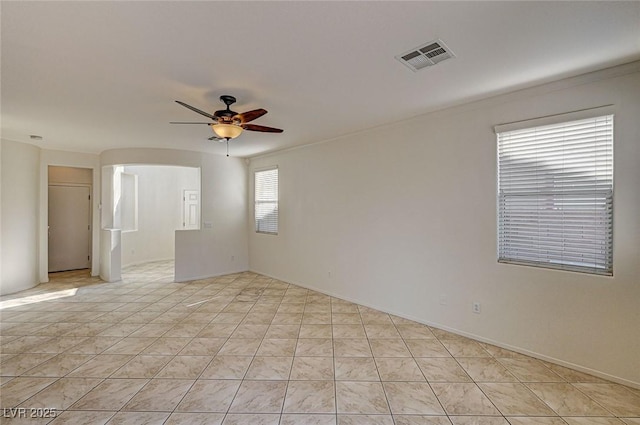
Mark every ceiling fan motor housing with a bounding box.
[216,95,238,121]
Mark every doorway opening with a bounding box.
[48,166,93,277]
[104,164,200,281]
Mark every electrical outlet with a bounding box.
[231,255,235,262]
[439,294,447,306]
[473,302,481,314]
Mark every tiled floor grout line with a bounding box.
[67,275,193,418]
[253,280,286,422]
[217,279,258,422]
[329,299,339,425]
[563,381,618,418]
[2,263,639,424]
[276,284,306,425]
[445,347,508,423]
[359,304,396,421]
[4,279,169,417]
[219,277,293,424]
[149,288,228,424]
[70,268,222,421]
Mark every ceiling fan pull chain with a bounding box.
[226,139,229,157]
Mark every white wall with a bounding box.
[120,165,199,267]
[101,165,115,230]
[1,140,40,295]
[175,152,249,281]
[101,148,249,279]
[248,63,640,386]
[100,229,121,282]
[1,139,2,288]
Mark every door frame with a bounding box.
[39,158,100,283]
[47,183,93,272]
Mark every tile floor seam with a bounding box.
[2,262,639,425]
[472,377,513,423]
[521,381,582,418]
[565,381,622,418]
[359,303,394,420]
[329,298,339,425]
[447,352,506,421]
[270,282,296,424]
[221,278,291,421]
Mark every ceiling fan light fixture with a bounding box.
[173,97,282,145]
[211,123,243,139]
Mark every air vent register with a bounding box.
[396,39,455,72]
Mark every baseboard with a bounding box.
[121,257,174,268]
[175,268,249,283]
[249,268,640,390]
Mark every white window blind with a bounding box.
[255,168,278,234]
[497,114,613,275]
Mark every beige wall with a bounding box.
[48,166,93,185]
[1,140,40,295]
[0,145,102,293]
[248,64,640,386]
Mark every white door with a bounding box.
[183,190,200,229]
[48,185,91,272]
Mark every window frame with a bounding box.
[254,166,279,235]
[495,109,614,276]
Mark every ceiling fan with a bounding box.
[171,95,283,156]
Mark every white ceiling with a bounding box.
[2,1,639,158]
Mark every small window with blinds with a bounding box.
[255,167,278,234]
[497,114,613,275]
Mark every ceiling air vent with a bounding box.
[396,39,455,72]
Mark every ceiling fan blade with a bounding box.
[234,108,267,123]
[170,122,213,124]
[175,100,218,121]
[242,123,283,133]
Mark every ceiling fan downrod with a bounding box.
[220,95,236,110]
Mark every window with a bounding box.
[255,167,278,234]
[497,114,613,275]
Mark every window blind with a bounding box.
[255,168,278,234]
[497,115,613,275]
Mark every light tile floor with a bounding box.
[1,260,639,424]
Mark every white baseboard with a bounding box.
[175,268,249,283]
[121,257,174,268]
